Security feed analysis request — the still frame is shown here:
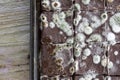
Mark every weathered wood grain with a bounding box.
[0,0,30,79]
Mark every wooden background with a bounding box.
[0,0,30,80]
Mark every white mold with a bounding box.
[84,26,93,35]
[59,31,63,35]
[76,33,86,42]
[101,12,108,23]
[107,0,114,3]
[83,48,91,57]
[107,32,116,42]
[82,55,87,60]
[78,18,89,32]
[49,22,55,28]
[51,76,59,80]
[105,76,111,80]
[114,51,119,56]
[74,61,79,72]
[42,21,49,28]
[87,34,102,42]
[59,12,66,19]
[83,70,98,80]
[101,58,108,67]
[91,16,101,28]
[109,13,120,33]
[51,1,61,10]
[82,0,91,5]
[40,75,48,79]
[41,0,50,9]
[93,55,101,64]
[74,3,81,11]
[66,37,74,44]
[79,77,85,80]
[107,61,113,69]
[69,66,75,74]
[74,15,82,26]
[40,14,47,22]
[52,12,73,36]
[84,75,93,80]
[94,78,99,80]
[74,47,82,57]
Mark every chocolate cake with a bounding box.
[40,75,72,80]
[104,76,120,80]
[40,10,74,44]
[41,0,73,11]
[74,10,107,44]
[75,75,120,80]
[109,77,120,80]
[74,43,108,75]
[106,0,120,11]
[40,0,120,79]
[105,11,120,43]
[40,43,74,76]
[74,75,104,80]
[107,44,120,75]
[74,0,105,11]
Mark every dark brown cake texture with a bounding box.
[40,43,75,76]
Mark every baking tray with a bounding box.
[30,0,40,80]
[30,0,34,79]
